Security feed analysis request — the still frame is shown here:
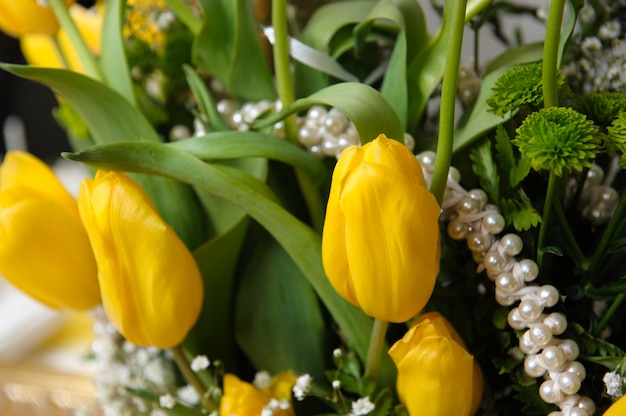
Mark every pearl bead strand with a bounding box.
[416,150,596,416]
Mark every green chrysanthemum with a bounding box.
[487,62,566,117]
[513,107,600,176]
[575,92,626,127]
[607,111,626,167]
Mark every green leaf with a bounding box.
[100,0,137,107]
[182,65,231,131]
[494,125,532,188]
[484,42,544,75]
[235,227,327,378]
[193,0,275,101]
[500,191,542,232]
[167,132,326,184]
[0,64,206,248]
[470,138,500,204]
[252,82,404,145]
[63,141,396,389]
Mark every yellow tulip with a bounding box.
[220,372,295,416]
[20,4,103,73]
[388,312,484,416]
[0,151,99,310]
[322,134,441,322]
[604,395,626,416]
[0,0,75,38]
[77,171,203,348]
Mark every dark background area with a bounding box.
[0,0,96,162]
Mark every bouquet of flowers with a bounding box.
[2,0,626,415]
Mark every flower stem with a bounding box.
[170,346,217,412]
[585,280,626,298]
[537,171,558,269]
[271,0,325,232]
[465,0,492,23]
[593,292,625,336]
[542,0,566,108]
[551,196,588,269]
[363,319,389,385]
[429,0,468,205]
[48,0,103,81]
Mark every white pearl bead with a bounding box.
[417,151,436,171]
[518,299,542,321]
[448,166,461,182]
[542,345,566,370]
[496,292,516,306]
[519,259,539,282]
[468,189,488,206]
[507,308,526,330]
[298,125,321,147]
[524,354,546,377]
[457,197,482,215]
[539,285,560,307]
[520,331,541,354]
[169,124,190,141]
[586,164,604,184]
[557,372,581,394]
[467,232,491,253]
[567,407,589,416]
[547,412,563,416]
[484,252,507,275]
[322,136,338,157]
[307,105,327,120]
[539,380,562,403]
[497,272,521,295]
[482,212,505,235]
[558,339,580,360]
[472,250,485,264]
[529,323,553,346]
[403,133,415,151]
[309,145,323,158]
[448,221,469,240]
[324,108,348,135]
[217,99,234,116]
[565,361,586,381]
[577,396,596,414]
[544,313,567,335]
[500,234,524,256]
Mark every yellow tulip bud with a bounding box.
[0,0,75,38]
[20,4,103,72]
[322,134,440,322]
[78,171,203,348]
[389,312,484,416]
[220,372,295,416]
[0,151,99,310]
[604,395,626,416]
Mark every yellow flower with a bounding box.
[322,134,440,323]
[78,171,203,348]
[388,312,484,416]
[604,395,626,416]
[220,372,296,416]
[0,151,99,310]
[0,0,75,38]
[20,4,103,73]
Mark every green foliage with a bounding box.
[607,111,626,167]
[500,191,542,232]
[494,125,531,188]
[575,92,626,127]
[53,101,90,140]
[513,107,600,176]
[470,138,500,203]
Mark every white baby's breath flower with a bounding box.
[177,384,200,406]
[293,374,312,401]
[253,370,272,389]
[159,393,176,409]
[332,379,341,390]
[190,355,210,372]
[351,397,375,415]
[332,348,342,358]
[604,371,624,398]
[599,20,622,41]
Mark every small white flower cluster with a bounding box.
[417,152,597,416]
[190,354,210,372]
[351,397,375,415]
[292,374,313,401]
[261,398,291,416]
[604,371,625,398]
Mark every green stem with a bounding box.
[542,0,566,108]
[51,36,71,69]
[594,293,625,336]
[587,189,626,284]
[551,197,588,269]
[363,319,389,384]
[170,346,217,412]
[429,0,468,205]
[537,171,558,268]
[163,0,202,35]
[271,0,325,232]
[48,0,103,81]
[585,280,626,298]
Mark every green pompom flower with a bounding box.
[607,111,626,167]
[575,92,626,127]
[487,62,566,117]
[513,107,600,176]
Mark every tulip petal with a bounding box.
[0,192,99,310]
[0,0,74,38]
[78,171,203,348]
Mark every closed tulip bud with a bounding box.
[0,151,99,310]
[20,4,103,72]
[322,134,440,322]
[388,312,484,416]
[220,372,296,416]
[0,0,75,38]
[78,171,203,348]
